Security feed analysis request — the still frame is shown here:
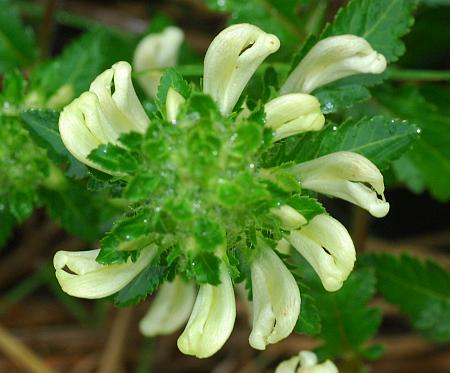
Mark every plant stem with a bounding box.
[388,68,450,81]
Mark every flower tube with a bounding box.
[53,245,157,299]
[177,266,236,358]
[140,276,196,337]
[275,350,338,373]
[133,26,184,98]
[290,151,389,217]
[271,204,307,230]
[249,247,301,350]
[280,35,386,94]
[288,214,355,292]
[203,23,280,115]
[59,61,149,170]
[265,93,325,141]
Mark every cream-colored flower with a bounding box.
[288,214,355,292]
[59,61,149,170]
[271,204,307,230]
[177,266,236,358]
[265,93,325,141]
[53,245,157,299]
[280,35,386,94]
[133,26,184,98]
[166,87,185,124]
[249,247,300,350]
[203,23,280,115]
[275,350,338,373]
[290,151,389,218]
[139,276,196,337]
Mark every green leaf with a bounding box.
[189,252,221,285]
[374,84,450,201]
[286,196,325,221]
[300,264,382,359]
[114,263,167,307]
[194,218,225,251]
[0,69,26,113]
[156,68,191,110]
[0,0,37,72]
[361,253,450,342]
[295,281,322,336]
[30,29,133,107]
[124,174,160,202]
[264,116,419,170]
[322,0,419,62]
[87,144,138,174]
[40,182,103,242]
[20,109,88,178]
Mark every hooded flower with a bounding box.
[203,23,280,115]
[264,93,325,141]
[288,214,355,292]
[177,265,236,358]
[289,151,389,218]
[280,34,387,94]
[53,245,157,299]
[59,61,149,170]
[249,246,301,350]
[275,350,338,373]
[133,26,185,98]
[139,276,196,337]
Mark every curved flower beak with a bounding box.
[53,246,157,299]
[288,214,355,292]
[249,247,301,350]
[271,204,307,230]
[265,93,325,141]
[177,266,236,358]
[290,151,389,218]
[280,35,387,94]
[59,61,149,171]
[139,276,196,337]
[133,26,184,98]
[275,350,338,373]
[203,23,280,115]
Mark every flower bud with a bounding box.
[290,151,389,217]
[280,35,387,94]
[53,245,157,299]
[271,204,307,230]
[177,266,236,358]
[275,350,338,373]
[249,247,300,350]
[59,61,149,170]
[166,87,185,124]
[139,277,196,337]
[288,214,355,292]
[133,26,184,98]
[204,23,280,114]
[265,93,324,141]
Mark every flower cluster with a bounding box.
[54,23,388,358]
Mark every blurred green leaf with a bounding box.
[361,253,450,342]
[88,144,139,175]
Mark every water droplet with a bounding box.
[125,235,131,240]
[143,219,148,224]
[155,206,161,212]
[416,129,421,134]
[212,150,218,156]
[249,163,255,169]
[332,126,337,131]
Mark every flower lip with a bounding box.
[203,23,280,115]
[280,34,387,94]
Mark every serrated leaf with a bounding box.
[374,84,450,201]
[361,253,450,342]
[20,109,88,177]
[189,252,221,285]
[0,0,37,72]
[295,282,322,336]
[87,144,138,174]
[264,116,419,170]
[156,68,191,110]
[124,174,160,201]
[314,82,371,114]
[301,265,382,359]
[114,263,167,307]
[286,196,325,221]
[194,218,225,251]
[322,0,419,62]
